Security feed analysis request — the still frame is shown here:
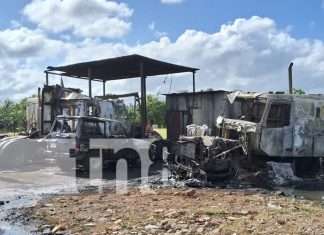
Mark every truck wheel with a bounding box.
[149,139,172,163]
[114,149,139,167]
[149,143,161,163]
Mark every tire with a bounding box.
[149,139,172,163]
[115,149,140,167]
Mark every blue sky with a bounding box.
[1,0,324,101]
[124,0,324,42]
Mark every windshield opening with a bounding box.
[51,118,79,133]
[231,99,266,123]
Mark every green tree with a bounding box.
[0,98,27,133]
[292,89,305,95]
[146,95,166,128]
[127,95,166,128]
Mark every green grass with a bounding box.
[205,210,228,217]
[155,128,167,139]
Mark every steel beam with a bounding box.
[140,60,147,137]
[103,81,106,96]
[193,72,196,93]
[45,72,49,86]
[88,67,92,98]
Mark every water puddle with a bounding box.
[0,222,32,235]
[278,181,324,202]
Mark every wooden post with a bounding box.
[88,67,92,98]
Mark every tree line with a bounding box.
[0,98,27,133]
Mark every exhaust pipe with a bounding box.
[288,62,293,94]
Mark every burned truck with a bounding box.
[167,91,324,181]
[26,84,134,137]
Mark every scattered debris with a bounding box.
[18,188,324,234]
[267,202,282,210]
[267,162,301,186]
[49,224,64,234]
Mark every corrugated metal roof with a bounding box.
[46,54,198,82]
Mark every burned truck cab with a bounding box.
[217,91,324,174]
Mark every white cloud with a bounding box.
[161,0,186,4]
[148,21,155,31]
[3,16,324,101]
[62,16,324,95]
[148,21,168,39]
[0,27,74,101]
[0,27,69,59]
[22,0,133,38]
[154,31,168,38]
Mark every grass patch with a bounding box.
[297,205,320,214]
[206,209,228,217]
[120,223,130,229]
[155,128,167,139]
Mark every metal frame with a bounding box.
[44,55,198,137]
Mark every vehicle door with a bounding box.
[260,102,293,156]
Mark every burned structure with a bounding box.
[165,91,228,141]
[166,91,324,181]
[27,85,123,136]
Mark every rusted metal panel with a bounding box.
[166,91,228,140]
[167,111,183,141]
[313,136,324,157]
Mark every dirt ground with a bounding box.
[18,187,324,235]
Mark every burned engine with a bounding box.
[167,125,245,181]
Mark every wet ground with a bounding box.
[0,161,165,234]
[0,161,323,234]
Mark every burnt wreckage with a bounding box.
[166,91,324,181]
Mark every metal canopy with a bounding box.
[46,54,198,82]
[45,54,199,137]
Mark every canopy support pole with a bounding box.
[45,72,49,86]
[192,71,196,93]
[88,67,92,98]
[140,60,147,137]
[103,81,106,96]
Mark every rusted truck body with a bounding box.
[26,85,133,136]
[167,91,324,181]
[217,91,324,160]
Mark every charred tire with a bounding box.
[114,148,140,167]
[149,139,172,163]
[149,143,160,163]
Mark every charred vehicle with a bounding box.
[45,115,153,172]
[167,91,324,181]
[26,85,134,136]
